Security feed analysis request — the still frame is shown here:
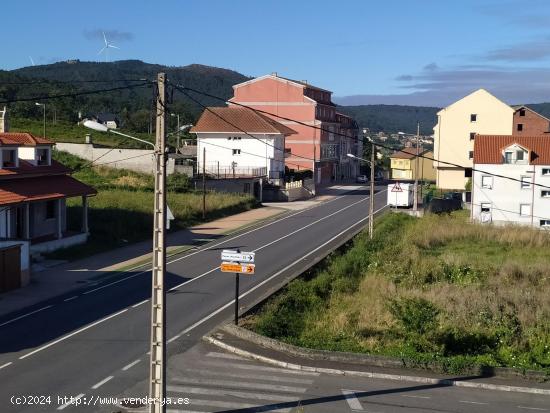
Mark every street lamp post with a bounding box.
[171,113,180,150]
[35,102,45,138]
[347,149,375,239]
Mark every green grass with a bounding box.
[245,212,550,375]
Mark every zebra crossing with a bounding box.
[166,351,319,412]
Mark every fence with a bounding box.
[203,165,267,179]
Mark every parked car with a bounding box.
[356,175,368,183]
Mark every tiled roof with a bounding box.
[0,133,54,146]
[0,175,96,206]
[0,159,70,178]
[474,135,550,164]
[391,148,429,159]
[191,107,297,135]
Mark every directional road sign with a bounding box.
[221,250,255,263]
[220,262,255,274]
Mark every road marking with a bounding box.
[168,384,299,402]
[57,393,85,410]
[122,359,141,371]
[184,367,314,384]
[19,309,128,360]
[198,359,319,376]
[83,271,149,295]
[518,407,549,411]
[132,299,149,308]
[0,362,12,370]
[171,202,389,341]
[0,305,53,328]
[173,377,306,393]
[459,400,488,405]
[63,296,78,302]
[402,394,431,399]
[206,351,246,360]
[91,375,113,389]
[167,334,181,343]
[342,390,364,411]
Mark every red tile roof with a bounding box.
[0,159,70,178]
[191,106,297,135]
[0,175,96,206]
[0,133,54,146]
[474,135,550,164]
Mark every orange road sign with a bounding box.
[220,262,255,274]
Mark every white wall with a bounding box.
[473,164,550,227]
[19,146,51,166]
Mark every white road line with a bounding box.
[197,359,320,376]
[0,305,53,328]
[174,203,389,340]
[206,351,246,361]
[57,393,85,410]
[172,377,307,393]
[180,397,290,412]
[132,299,149,308]
[402,394,431,399]
[19,309,128,360]
[518,407,549,411]
[184,367,314,384]
[121,359,141,371]
[167,334,181,343]
[83,271,149,295]
[63,296,78,302]
[342,390,364,411]
[459,400,488,405]
[91,375,113,389]
[0,362,13,370]
[167,410,211,413]
[168,384,299,402]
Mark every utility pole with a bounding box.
[413,122,420,214]
[369,141,375,239]
[202,147,206,219]
[149,72,167,413]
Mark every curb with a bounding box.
[204,335,550,396]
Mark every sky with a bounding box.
[3,0,550,107]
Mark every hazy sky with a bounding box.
[3,0,550,106]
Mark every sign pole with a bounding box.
[235,272,239,325]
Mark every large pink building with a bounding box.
[229,73,361,183]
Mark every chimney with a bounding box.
[301,80,308,84]
[271,72,278,77]
[0,106,9,133]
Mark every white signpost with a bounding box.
[220,249,256,325]
[221,250,255,263]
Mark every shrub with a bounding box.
[388,297,440,335]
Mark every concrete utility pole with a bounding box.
[369,141,375,239]
[413,122,420,214]
[202,147,206,219]
[149,72,167,413]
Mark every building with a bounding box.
[433,89,514,190]
[390,148,436,181]
[83,112,120,129]
[191,106,296,186]
[513,105,550,136]
[229,73,361,183]
[472,135,550,228]
[0,115,96,253]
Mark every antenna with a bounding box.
[97,31,120,62]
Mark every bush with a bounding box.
[388,297,440,335]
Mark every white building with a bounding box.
[191,106,296,185]
[472,135,550,228]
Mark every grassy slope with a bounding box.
[246,212,550,374]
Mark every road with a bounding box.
[0,185,388,412]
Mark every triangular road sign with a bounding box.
[391,182,403,192]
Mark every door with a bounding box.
[0,245,21,292]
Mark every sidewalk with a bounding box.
[0,206,285,318]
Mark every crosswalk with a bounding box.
[166,351,319,412]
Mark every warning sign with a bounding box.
[391,182,403,192]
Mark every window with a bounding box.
[520,204,531,217]
[521,175,532,189]
[504,151,513,163]
[232,149,241,155]
[540,220,550,228]
[468,151,474,160]
[542,168,550,176]
[519,109,526,116]
[470,114,477,122]
[465,168,472,178]
[481,203,491,213]
[469,132,476,140]
[541,190,550,198]
[2,149,17,168]
[36,148,50,166]
[516,150,524,161]
[517,123,523,132]
[481,175,493,189]
[46,201,56,219]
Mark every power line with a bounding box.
[0,78,151,86]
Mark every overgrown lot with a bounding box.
[246,212,550,374]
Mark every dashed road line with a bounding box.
[459,400,488,405]
[342,390,364,411]
[402,394,431,399]
[122,359,141,371]
[0,305,53,328]
[132,299,148,308]
[518,407,548,411]
[91,376,113,389]
[0,362,13,370]
[63,296,78,302]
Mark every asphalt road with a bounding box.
[0,185,389,413]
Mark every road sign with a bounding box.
[221,250,255,263]
[220,262,255,274]
[391,182,403,192]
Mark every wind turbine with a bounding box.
[97,31,120,62]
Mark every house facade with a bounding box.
[390,148,436,181]
[433,89,514,190]
[472,135,550,228]
[191,106,296,186]
[513,106,550,136]
[0,121,96,253]
[229,73,361,183]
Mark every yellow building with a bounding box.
[433,89,513,190]
[390,148,436,181]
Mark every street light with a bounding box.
[35,102,45,138]
[83,120,155,148]
[347,150,375,239]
